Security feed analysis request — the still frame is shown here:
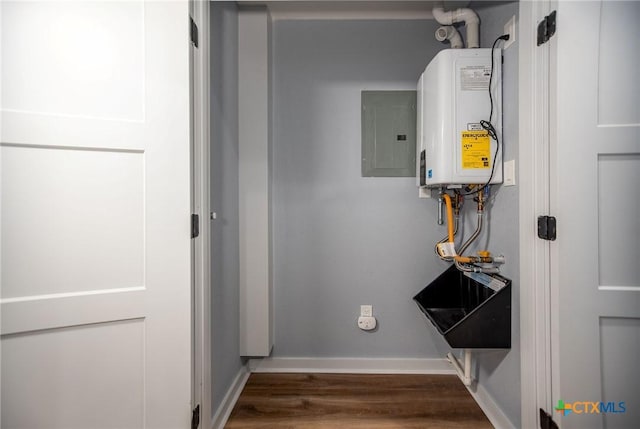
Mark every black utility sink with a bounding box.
[413,265,511,349]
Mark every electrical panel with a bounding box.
[417,48,503,188]
[362,91,416,177]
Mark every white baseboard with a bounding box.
[248,357,456,374]
[466,382,516,429]
[210,365,250,429]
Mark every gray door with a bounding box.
[550,1,640,428]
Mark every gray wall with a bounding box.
[271,19,452,359]
[210,1,244,415]
[470,1,521,426]
[270,6,521,427]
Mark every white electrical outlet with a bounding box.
[504,159,516,187]
[360,305,372,317]
[504,15,516,49]
[358,316,377,331]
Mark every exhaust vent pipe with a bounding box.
[432,5,480,48]
[435,26,464,49]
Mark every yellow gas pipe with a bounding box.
[442,192,491,264]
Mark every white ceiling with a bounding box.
[235,1,472,20]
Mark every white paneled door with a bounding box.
[1,1,192,428]
[551,1,640,428]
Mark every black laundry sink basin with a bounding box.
[413,265,511,349]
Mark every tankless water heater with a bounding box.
[417,48,502,188]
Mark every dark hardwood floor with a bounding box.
[225,373,492,428]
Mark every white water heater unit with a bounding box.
[417,48,502,188]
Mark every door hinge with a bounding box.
[537,10,557,46]
[190,16,199,48]
[191,214,200,239]
[191,404,200,429]
[537,215,557,241]
[540,408,559,429]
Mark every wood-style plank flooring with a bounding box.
[225,373,492,428]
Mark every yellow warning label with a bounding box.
[461,131,490,169]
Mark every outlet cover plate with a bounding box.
[504,15,516,49]
[360,305,373,317]
[504,160,516,186]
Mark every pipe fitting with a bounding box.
[432,6,480,48]
[493,255,506,265]
[435,26,464,49]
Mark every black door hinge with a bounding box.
[537,216,556,241]
[191,214,200,239]
[191,404,200,429]
[190,16,199,48]
[540,408,559,429]
[537,10,557,46]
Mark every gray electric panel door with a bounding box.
[361,90,416,177]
